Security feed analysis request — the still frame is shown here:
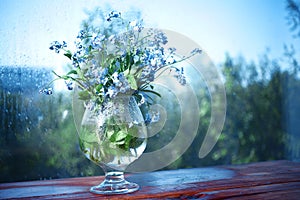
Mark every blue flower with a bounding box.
[49,41,67,53]
[98,68,109,84]
[166,56,176,64]
[106,85,117,98]
[168,47,176,54]
[144,113,152,125]
[71,52,86,68]
[191,48,202,54]
[140,66,155,82]
[129,20,144,32]
[174,67,186,85]
[65,80,73,90]
[144,111,160,125]
[106,11,121,21]
[39,88,53,95]
[153,30,168,46]
[151,111,160,122]
[77,30,87,39]
[91,34,105,49]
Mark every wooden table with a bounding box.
[1,160,299,199]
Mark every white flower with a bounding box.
[129,20,137,27]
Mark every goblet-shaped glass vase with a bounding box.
[73,92,147,195]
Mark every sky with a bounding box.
[0,0,298,69]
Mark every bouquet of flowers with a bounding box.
[40,11,202,121]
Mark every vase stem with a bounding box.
[105,171,125,183]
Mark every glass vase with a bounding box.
[73,93,147,194]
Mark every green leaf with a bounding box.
[114,140,125,145]
[79,127,98,143]
[88,45,92,52]
[95,84,103,92]
[78,90,90,100]
[141,89,161,97]
[126,74,138,90]
[64,50,72,60]
[109,129,127,143]
[124,69,130,76]
[125,53,131,69]
[124,134,132,149]
[115,130,127,141]
[67,70,78,75]
[106,129,116,139]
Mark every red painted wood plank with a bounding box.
[0,160,299,199]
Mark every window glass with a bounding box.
[0,0,299,183]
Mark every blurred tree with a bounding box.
[284,0,300,161]
[211,53,286,164]
[0,67,102,183]
[286,0,300,38]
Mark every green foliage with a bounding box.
[161,48,300,169]
[209,51,299,165]
[0,91,102,183]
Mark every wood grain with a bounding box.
[0,160,299,199]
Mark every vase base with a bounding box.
[90,171,139,195]
[90,181,139,195]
